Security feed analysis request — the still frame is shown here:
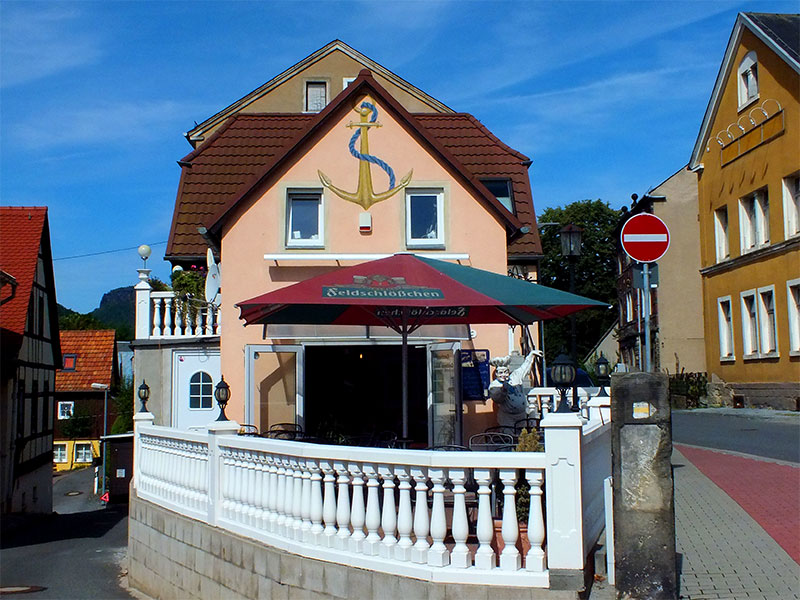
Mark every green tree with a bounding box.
[110,377,134,434]
[538,199,621,365]
[60,404,93,439]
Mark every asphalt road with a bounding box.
[672,408,800,464]
[0,467,132,599]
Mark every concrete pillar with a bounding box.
[207,420,239,526]
[134,269,152,340]
[541,412,586,571]
[611,372,677,599]
[132,411,154,491]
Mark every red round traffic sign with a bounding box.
[620,213,670,263]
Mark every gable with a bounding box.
[690,12,800,170]
[187,40,452,147]
[168,72,540,262]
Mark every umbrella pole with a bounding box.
[401,308,409,440]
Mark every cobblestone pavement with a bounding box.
[673,447,800,600]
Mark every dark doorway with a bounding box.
[305,345,428,446]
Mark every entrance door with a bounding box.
[428,342,461,447]
[173,349,220,430]
[245,345,303,433]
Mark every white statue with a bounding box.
[488,350,540,428]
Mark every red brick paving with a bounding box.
[675,443,800,564]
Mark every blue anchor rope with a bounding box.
[348,102,396,189]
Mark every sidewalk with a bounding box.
[672,446,799,599]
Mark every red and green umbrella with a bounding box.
[236,253,606,437]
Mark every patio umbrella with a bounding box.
[236,253,607,438]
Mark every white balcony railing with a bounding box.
[133,407,611,589]
[135,269,220,340]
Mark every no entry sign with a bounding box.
[621,213,670,263]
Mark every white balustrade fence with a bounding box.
[135,269,220,340]
[134,410,610,589]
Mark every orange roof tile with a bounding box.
[0,207,48,337]
[55,329,117,392]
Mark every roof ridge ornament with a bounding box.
[318,99,413,210]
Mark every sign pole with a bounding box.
[642,263,651,372]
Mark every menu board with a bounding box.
[460,349,491,401]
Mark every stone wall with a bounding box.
[128,493,580,600]
[707,380,799,411]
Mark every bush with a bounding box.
[669,372,707,409]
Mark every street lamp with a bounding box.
[214,376,231,421]
[91,382,110,501]
[560,224,583,409]
[137,380,151,413]
[551,353,577,413]
[595,353,611,397]
[138,244,151,268]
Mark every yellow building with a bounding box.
[690,13,799,409]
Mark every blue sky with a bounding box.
[1,0,796,314]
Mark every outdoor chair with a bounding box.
[374,430,398,448]
[468,432,515,452]
[237,424,260,436]
[484,425,516,437]
[263,423,304,440]
[513,417,539,436]
[428,444,470,451]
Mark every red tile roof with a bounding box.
[0,207,48,337]
[166,73,541,261]
[55,329,117,392]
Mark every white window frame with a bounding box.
[714,206,729,262]
[53,443,67,463]
[406,188,445,248]
[717,296,735,361]
[57,401,74,420]
[737,51,759,110]
[757,286,778,357]
[783,173,800,239]
[739,189,769,253]
[188,371,214,410]
[740,290,760,358]
[342,76,356,89]
[787,278,800,356]
[286,190,324,248]
[74,442,93,463]
[304,81,327,113]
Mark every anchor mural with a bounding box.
[318,100,413,210]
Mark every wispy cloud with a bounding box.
[0,5,103,88]
[11,100,197,150]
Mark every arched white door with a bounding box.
[173,350,220,430]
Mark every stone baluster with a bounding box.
[267,456,279,533]
[163,297,173,337]
[448,468,470,568]
[254,452,267,529]
[499,469,521,570]
[194,307,202,337]
[219,448,233,520]
[378,465,397,559]
[291,458,304,540]
[411,467,430,564]
[282,456,295,538]
[334,461,351,550]
[474,469,496,569]
[309,461,324,544]
[236,450,248,523]
[152,297,163,337]
[320,460,338,547]
[428,468,449,567]
[525,468,546,572]
[394,466,413,561]
[348,463,366,553]
[275,457,287,535]
[362,464,382,556]
[204,305,213,336]
[300,459,313,542]
[247,451,259,527]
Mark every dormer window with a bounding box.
[305,81,327,112]
[737,51,758,109]
[62,354,77,371]
[480,179,514,213]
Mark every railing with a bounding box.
[134,407,611,589]
[134,269,220,340]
